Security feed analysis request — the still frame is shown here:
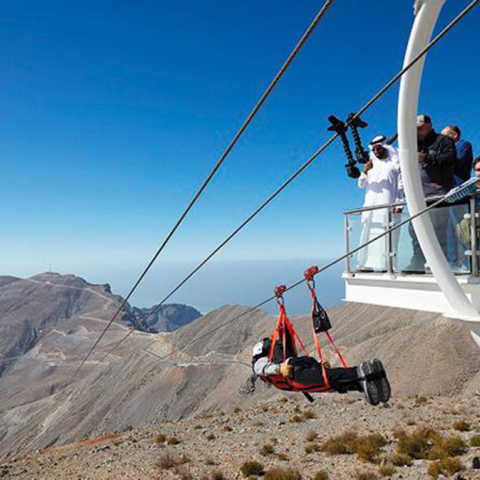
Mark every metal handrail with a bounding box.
[343,191,479,216]
[344,190,479,276]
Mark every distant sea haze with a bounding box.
[79,259,346,316]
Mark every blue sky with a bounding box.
[0,1,479,311]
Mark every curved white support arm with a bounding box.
[398,0,480,321]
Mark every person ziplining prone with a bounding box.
[252,335,391,406]
[251,276,391,406]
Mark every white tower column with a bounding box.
[397,0,480,322]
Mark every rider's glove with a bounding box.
[279,359,293,378]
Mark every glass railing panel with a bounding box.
[347,207,390,273]
[392,202,471,274]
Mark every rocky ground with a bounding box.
[2,390,480,479]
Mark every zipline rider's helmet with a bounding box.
[252,338,272,364]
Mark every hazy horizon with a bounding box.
[5,258,345,316]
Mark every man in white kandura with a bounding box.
[357,136,403,272]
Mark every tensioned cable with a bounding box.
[142,182,478,367]
[73,0,335,376]
[98,0,480,366]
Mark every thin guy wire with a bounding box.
[73,1,335,376]
[98,0,480,365]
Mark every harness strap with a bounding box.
[304,266,349,372]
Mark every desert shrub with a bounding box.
[279,397,289,404]
[155,433,167,444]
[321,431,386,463]
[306,430,318,442]
[355,471,379,480]
[234,406,242,414]
[211,471,225,480]
[378,464,396,478]
[396,427,438,460]
[124,425,134,431]
[303,409,316,420]
[414,395,428,405]
[305,443,321,454]
[313,470,329,480]
[223,425,233,432]
[157,452,177,470]
[264,467,302,480]
[388,453,412,467]
[356,434,388,463]
[428,435,467,460]
[206,432,216,441]
[259,444,275,456]
[470,434,480,447]
[427,458,464,477]
[452,419,470,432]
[321,431,358,455]
[276,452,289,461]
[254,421,265,427]
[167,436,181,445]
[240,461,264,477]
[291,414,304,423]
[194,425,202,430]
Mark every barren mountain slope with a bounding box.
[3,393,480,480]
[1,297,480,463]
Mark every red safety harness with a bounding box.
[261,266,347,394]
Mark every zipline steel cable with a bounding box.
[73,0,335,376]
[98,0,480,366]
[143,181,480,368]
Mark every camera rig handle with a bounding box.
[327,115,361,179]
[347,113,370,164]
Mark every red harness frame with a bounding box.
[261,269,347,394]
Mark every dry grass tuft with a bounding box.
[388,453,412,467]
[279,397,289,404]
[264,467,302,480]
[395,427,437,460]
[233,406,242,414]
[452,419,470,432]
[290,414,304,424]
[276,452,289,461]
[306,430,318,442]
[305,443,321,454]
[378,464,396,478]
[321,431,386,463]
[427,457,464,477]
[414,395,428,405]
[303,409,316,420]
[155,433,167,444]
[206,432,216,441]
[259,444,275,456]
[313,471,329,480]
[240,460,264,477]
[167,436,181,445]
[223,425,233,432]
[211,471,225,480]
[470,434,480,447]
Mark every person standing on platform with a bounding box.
[357,136,403,272]
[404,115,456,273]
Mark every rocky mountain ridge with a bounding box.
[1,274,480,467]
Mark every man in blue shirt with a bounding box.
[442,125,474,183]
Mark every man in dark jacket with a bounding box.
[404,115,457,273]
[442,125,474,184]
